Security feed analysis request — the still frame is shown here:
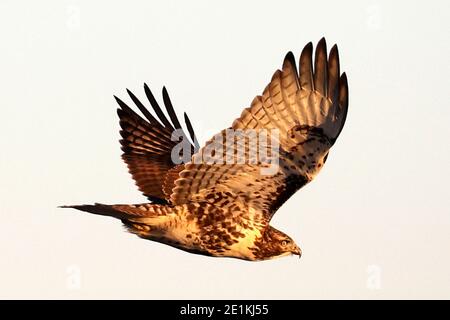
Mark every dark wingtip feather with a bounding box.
[115,95,150,126]
[316,37,327,52]
[300,42,313,62]
[299,42,314,90]
[300,42,314,63]
[126,88,158,124]
[283,51,296,66]
[339,72,348,106]
[329,45,339,65]
[330,43,338,53]
[327,44,340,99]
[333,72,349,142]
[144,84,173,129]
[114,95,132,112]
[184,112,200,151]
[304,41,313,52]
[317,37,327,51]
[283,51,298,76]
[126,88,139,106]
[314,38,328,96]
[162,87,182,130]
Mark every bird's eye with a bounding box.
[281,240,289,246]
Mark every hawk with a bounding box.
[62,38,348,261]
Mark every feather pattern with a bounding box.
[170,38,348,223]
[63,39,348,261]
[116,85,199,203]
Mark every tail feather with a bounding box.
[59,202,176,223]
[60,202,180,240]
[59,203,136,220]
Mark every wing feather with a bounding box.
[327,44,340,100]
[299,42,314,91]
[116,85,199,203]
[171,39,348,220]
[313,37,328,96]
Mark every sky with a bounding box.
[0,0,449,299]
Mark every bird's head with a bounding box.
[253,226,302,260]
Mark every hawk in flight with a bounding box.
[62,38,348,261]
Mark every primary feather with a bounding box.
[63,38,348,261]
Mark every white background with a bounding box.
[0,0,449,299]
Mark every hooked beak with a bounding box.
[292,246,302,258]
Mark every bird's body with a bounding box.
[63,38,348,261]
[74,202,296,260]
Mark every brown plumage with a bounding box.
[62,38,349,261]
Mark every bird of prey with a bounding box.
[62,38,348,261]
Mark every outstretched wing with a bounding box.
[170,38,348,221]
[115,84,199,204]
